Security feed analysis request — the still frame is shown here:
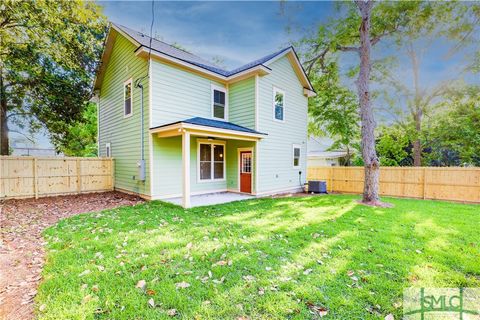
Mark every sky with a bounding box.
[17,1,479,149]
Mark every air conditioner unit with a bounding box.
[308,180,327,194]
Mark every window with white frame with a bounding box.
[106,143,111,157]
[124,79,132,117]
[293,145,301,168]
[212,85,227,120]
[273,87,285,121]
[199,141,225,181]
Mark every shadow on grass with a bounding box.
[37,195,480,320]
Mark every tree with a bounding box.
[302,1,426,204]
[377,2,478,166]
[307,61,359,165]
[376,125,411,166]
[0,0,106,155]
[424,86,480,166]
[51,103,98,157]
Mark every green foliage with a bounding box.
[376,126,410,166]
[0,0,107,152]
[37,196,480,319]
[424,87,480,166]
[307,61,359,165]
[53,103,97,156]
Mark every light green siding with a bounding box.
[256,56,308,194]
[150,60,225,127]
[228,78,255,129]
[98,34,150,196]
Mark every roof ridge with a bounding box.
[111,22,294,77]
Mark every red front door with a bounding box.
[240,151,252,193]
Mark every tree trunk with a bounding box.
[413,112,422,166]
[409,45,422,166]
[356,0,380,204]
[0,67,9,155]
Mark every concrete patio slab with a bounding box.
[164,192,254,207]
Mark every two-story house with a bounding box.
[93,24,315,208]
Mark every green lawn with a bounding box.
[36,195,480,319]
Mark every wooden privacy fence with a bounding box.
[0,156,114,199]
[307,166,480,203]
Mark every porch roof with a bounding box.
[150,117,267,140]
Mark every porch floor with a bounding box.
[164,192,254,207]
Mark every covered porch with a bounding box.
[150,117,266,208]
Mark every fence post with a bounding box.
[76,158,81,193]
[423,167,427,199]
[110,158,115,191]
[33,158,38,199]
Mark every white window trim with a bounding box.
[272,86,285,122]
[292,144,301,169]
[105,142,111,157]
[197,139,226,183]
[211,84,228,121]
[123,78,133,118]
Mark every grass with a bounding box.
[36,195,480,319]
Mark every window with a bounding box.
[293,145,301,168]
[124,79,132,117]
[241,152,252,173]
[106,143,111,157]
[212,85,227,120]
[273,87,285,121]
[198,141,225,181]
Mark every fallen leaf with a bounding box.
[385,314,394,320]
[82,294,92,304]
[175,281,190,289]
[136,280,147,291]
[186,242,193,249]
[167,309,177,316]
[347,270,355,277]
[78,270,91,277]
[306,302,328,318]
[415,249,422,254]
[303,269,313,275]
[146,289,156,296]
[148,298,155,308]
[393,301,402,309]
[39,304,46,312]
[92,285,99,292]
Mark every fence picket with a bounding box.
[307,166,480,203]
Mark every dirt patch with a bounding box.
[0,191,144,320]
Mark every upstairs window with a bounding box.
[273,87,285,121]
[124,79,132,117]
[212,85,227,120]
[293,144,301,168]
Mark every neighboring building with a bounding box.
[10,136,60,156]
[307,137,349,167]
[94,23,315,207]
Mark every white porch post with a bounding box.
[182,130,191,208]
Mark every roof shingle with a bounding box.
[114,23,291,77]
[150,117,266,135]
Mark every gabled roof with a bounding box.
[94,23,315,95]
[150,117,266,136]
